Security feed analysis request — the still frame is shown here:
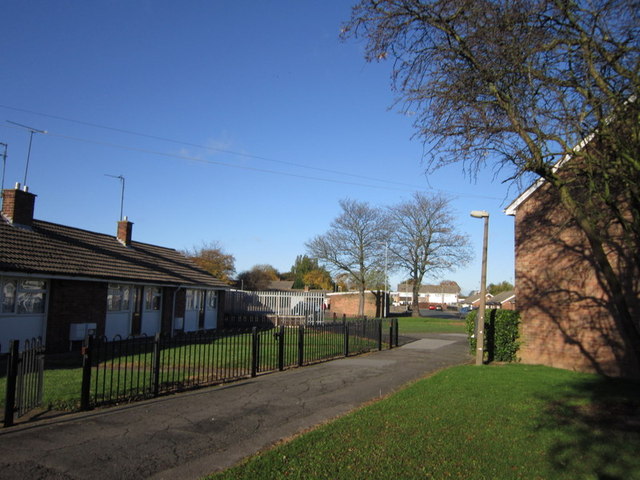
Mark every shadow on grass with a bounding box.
[536,375,640,479]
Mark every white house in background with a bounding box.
[392,282,461,306]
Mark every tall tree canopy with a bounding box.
[182,242,235,284]
[344,0,640,366]
[237,264,280,291]
[306,199,389,316]
[388,192,472,316]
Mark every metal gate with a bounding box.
[3,338,45,427]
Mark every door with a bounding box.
[141,287,162,336]
[130,286,143,336]
[203,290,218,329]
[184,289,203,332]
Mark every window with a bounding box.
[1,278,47,314]
[186,289,203,311]
[207,291,217,309]
[145,287,162,311]
[107,284,131,312]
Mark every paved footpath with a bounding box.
[0,333,470,480]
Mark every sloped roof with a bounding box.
[0,218,228,288]
[487,290,515,304]
[466,292,494,304]
[267,280,295,291]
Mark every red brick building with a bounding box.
[506,175,639,378]
[0,185,228,353]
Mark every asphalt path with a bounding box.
[0,333,470,480]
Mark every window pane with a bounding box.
[145,287,161,311]
[17,291,46,314]
[122,286,130,310]
[19,279,46,291]
[207,291,217,309]
[2,279,16,313]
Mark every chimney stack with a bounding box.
[117,216,133,247]
[2,183,36,227]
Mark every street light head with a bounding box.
[470,210,489,218]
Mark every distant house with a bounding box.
[266,280,295,291]
[464,292,494,309]
[0,185,228,353]
[486,291,516,310]
[392,282,461,306]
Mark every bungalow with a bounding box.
[486,290,516,310]
[0,185,228,353]
[505,150,639,378]
[464,292,493,309]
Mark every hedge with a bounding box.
[465,309,521,363]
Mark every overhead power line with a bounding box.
[0,104,503,199]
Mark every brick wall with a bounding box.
[327,291,386,318]
[47,279,108,352]
[515,182,639,378]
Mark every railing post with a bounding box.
[297,325,304,367]
[152,333,162,397]
[389,321,394,349]
[394,318,398,346]
[251,327,258,377]
[278,325,285,371]
[3,340,20,427]
[80,335,94,411]
[343,320,349,357]
[378,319,383,351]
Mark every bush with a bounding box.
[465,309,521,363]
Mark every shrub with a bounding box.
[465,309,521,363]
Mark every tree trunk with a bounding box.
[358,285,365,318]
[411,283,421,317]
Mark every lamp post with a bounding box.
[470,210,489,366]
[379,242,388,318]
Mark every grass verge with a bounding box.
[208,364,640,480]
[398,316,466,334]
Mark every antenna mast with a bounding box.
[6,120,47,186]
[105,174,126,221]
[0,142,7,193]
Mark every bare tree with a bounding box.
[388,193,472,316]
[343,0,640,367]
[306,199,389,316]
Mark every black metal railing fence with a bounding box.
[80,318,398,410]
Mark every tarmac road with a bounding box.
[0,333,470,480]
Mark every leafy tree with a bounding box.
[236,264,280,291]
[182,242,235,284]
[302,269,334,291]
[344,0,640,366]
[306,199,389,316]
[388,193,472,316]
[289,255,332,289]
[488,281,515,296]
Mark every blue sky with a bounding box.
[1,1,520,295]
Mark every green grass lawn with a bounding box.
[398,315,466,334]
[208,364,640,480]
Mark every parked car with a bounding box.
[435,305,443,311]
[459,306,470,318]
[428,305,436,310]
